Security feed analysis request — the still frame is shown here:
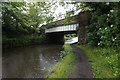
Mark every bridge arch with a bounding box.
[41,11,91,44]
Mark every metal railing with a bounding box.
[45,23,78,33]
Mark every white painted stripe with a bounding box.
[45,24,79,33]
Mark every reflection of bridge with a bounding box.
[41,11,91,44]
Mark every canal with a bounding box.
[2,37,78,78]
[2,44,63,78]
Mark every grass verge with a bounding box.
[76,44,119,78]
[46,44,75,78]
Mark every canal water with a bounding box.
[2,44,63,78]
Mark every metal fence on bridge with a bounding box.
[45,24,79,33]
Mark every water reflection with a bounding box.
[2,44,62,78]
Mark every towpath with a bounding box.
[68,44,93,78]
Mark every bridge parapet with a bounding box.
[45,23,79,33]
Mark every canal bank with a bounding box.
[47,44,93,78]
[46,44,75,78]
[2,35,46,49]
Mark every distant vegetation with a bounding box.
[64,34,77,40]
[2,2,54,48]
[2,35,46,48]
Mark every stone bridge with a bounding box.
[40,11,91,44]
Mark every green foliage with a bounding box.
[83,3,120,47]
[2,2,54,37]
[60,44,73,59]
[63,44,73,52]
[2,2,54,48]
[47,44,75,78]
[76,44,119,78]
[59,2,120,47]
[64,34,77,40]
[32,35,46,44]
[60,51,67,59]
[47,53,75,78]
[79,3,120,78]
[2,35,46,48]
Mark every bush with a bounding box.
[86,3,120,47]
[60,44,73,59]
[2,35,46,48]
[60,51,68,59]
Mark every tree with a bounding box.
[27,2,54,39]
[2,2,55,38]
[2,2,32,37]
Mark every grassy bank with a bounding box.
[76,44,119,78]
[2,35,46,49]
[47,44,75,78]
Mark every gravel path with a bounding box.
[68,44,93,78]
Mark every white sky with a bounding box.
[22,0,81,27]
[24,0,80,17]
[38,1,78,27]
[52,2,75,20]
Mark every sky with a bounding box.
[41,0,81,27]
[36,0,80,27]
[51,1,74,20]
[24,0,77,26]
[50,0,81,21]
